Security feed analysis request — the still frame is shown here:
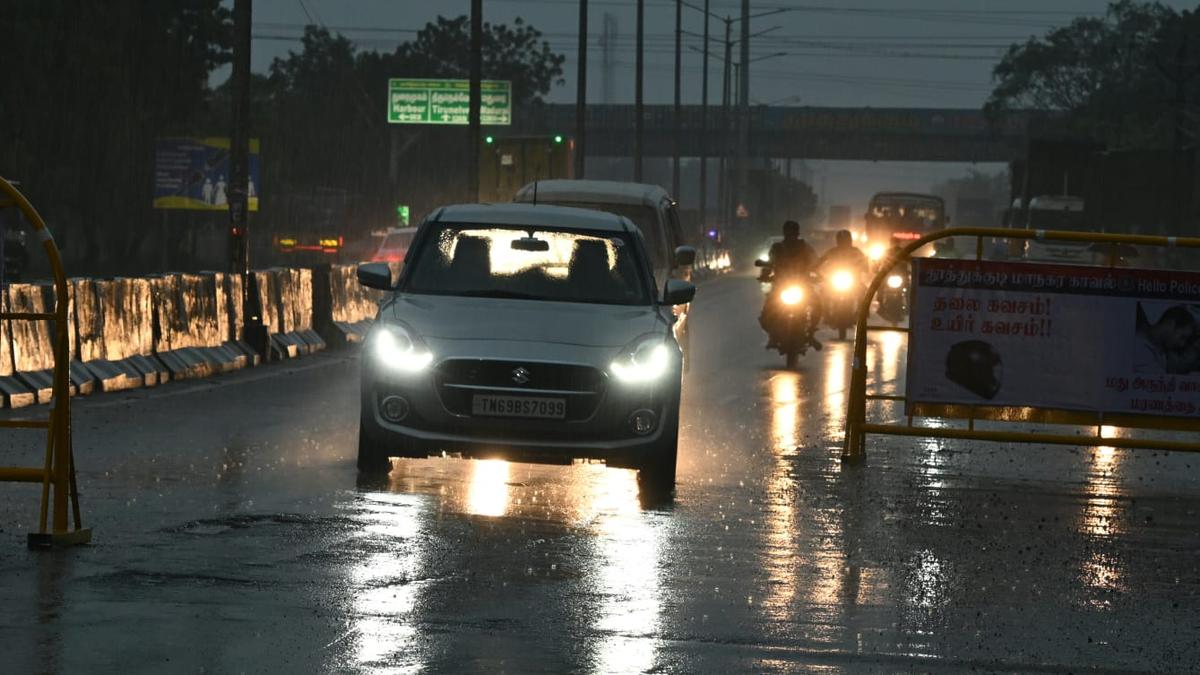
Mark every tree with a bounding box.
[985,1,1198,148]
[255,17,566,233]
[1,1,231,274]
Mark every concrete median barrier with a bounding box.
[0,302,34,408]
[254,267,324,360]
[8,282,94,403]
[313,264,383,347]
[152,273,250,380]
[71,277,167,392]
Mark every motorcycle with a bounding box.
[876,270,908,325]
[756,260,822,369]
[824,267,863,340]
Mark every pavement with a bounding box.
[1,273,1199,674]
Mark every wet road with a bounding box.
[2,273,1200,673]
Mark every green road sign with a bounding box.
[388,78,512,125]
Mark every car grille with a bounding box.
[435,359,607,421]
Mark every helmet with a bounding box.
[835,229,852,246]
[782,220,800,239]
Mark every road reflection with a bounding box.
[352,458,668,672]
[345,491,427,672]
[1078,431,1128,609]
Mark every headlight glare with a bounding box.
[373,325,433,372]
[830,270,856,292]
[780,286,804,305]
[611,338,672,383]
[886,274,903,289]
[868,244,886,261]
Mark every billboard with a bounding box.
[388,79,512,125]
[908,258,1200,418]
[153,137,261,211]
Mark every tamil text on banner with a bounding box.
[154,137,261,211]
[907,258,1200,418]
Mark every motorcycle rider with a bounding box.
[759,220,821,347]
[818,229,869,275]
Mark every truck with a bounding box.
[478,135,573,204]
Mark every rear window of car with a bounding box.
[543,201,667,270]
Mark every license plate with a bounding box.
[472,395,566,419]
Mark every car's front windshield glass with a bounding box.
[404,224,651,305]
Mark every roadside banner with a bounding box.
[153,137,261,211]
[908,258,1200,418]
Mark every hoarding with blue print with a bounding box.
[153,137,261,211]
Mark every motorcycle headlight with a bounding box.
[371,324,433,373]
[886,274,903,289]
[830,270,856,293]
[868,244,886,262]
[780,286,804,305]
[610,336,673,384]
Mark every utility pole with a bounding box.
[737,0,750,229]
[575,0,588,178]
[699,0,710,229]
[229,0,267,356]
[672,0,682,198]
[719,16,732,228]
[468,0,482,202]
[635,0,644,182]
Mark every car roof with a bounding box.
[514,179,672,208]
[430,202,632,233]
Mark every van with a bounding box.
[513,179,695,364]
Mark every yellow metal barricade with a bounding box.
[843,227,1200,463]
[0,177,90,547]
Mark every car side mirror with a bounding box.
[663,279,695,306]
[357,262,394,290]
[673,245,696,268]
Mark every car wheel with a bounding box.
[637,398,680,493]
[357,421,393,473]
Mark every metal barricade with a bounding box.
[0,177,90,547]
[843,226,1200,463]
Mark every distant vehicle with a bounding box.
[355,203,695,490]
[479,135,572,204]
[273,233,343,262]
[1020,195,1092,263]
[369,227,418,264]
[513,179,694,364]
[864,192,947,261]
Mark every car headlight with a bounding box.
[830,269,856,293]
[779,286,804,305]
[611,336,673,384]
[886,274,903,289]
[371,324,433,373]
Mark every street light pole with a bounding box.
[672,0,682,199]
[719,16,732,228]
[699,0,709,229]
[229,0,267,357]
[468,0,482,202]
[737,0,750,229]
[575,0,588,178]
[635,0,644,182]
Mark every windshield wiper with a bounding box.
[456,290,544,300]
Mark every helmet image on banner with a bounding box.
[945,340,1003,400]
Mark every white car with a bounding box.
[356,203,696,490]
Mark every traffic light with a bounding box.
[396,204,410,227]
[485,135,494,144]
[553,134,564,144]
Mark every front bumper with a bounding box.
[360,347,680,465]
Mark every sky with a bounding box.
[237,0,1198,217]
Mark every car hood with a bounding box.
[383,294,666,348]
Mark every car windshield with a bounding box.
[1028,209,1089,232]
[404,224,651,305]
